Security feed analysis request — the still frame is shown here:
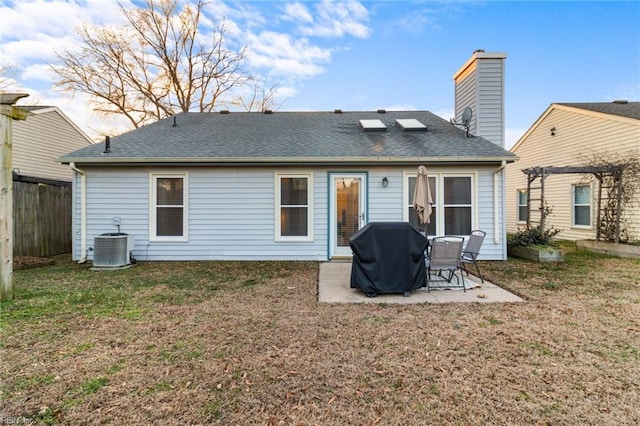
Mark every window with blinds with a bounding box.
[405,173,474,236]
[150,173,188,242]
[517,189,528,223]
[276,173,313,241]
[573,184,591,227]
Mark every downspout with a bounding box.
[69,162,87,263]
[494,161,507,250]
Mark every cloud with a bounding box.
[21,63,57,83]
[432,108,455,122]
[396,9,440,35]
[245,31,332,78]
[3,0,373,139]
[283,2,314,24]
[0,0,126,72]
[295,0,371,39]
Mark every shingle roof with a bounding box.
[556,101,640,121]
[59,110,517,165]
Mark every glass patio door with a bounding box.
[330,173,366,257]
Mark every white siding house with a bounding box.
[505,101,640,241]
[60,52,517,263]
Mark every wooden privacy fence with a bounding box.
[13,176,72,257]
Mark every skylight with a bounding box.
[395,119,427,131]
[359,119,387,132]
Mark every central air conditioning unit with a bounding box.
[93,233,135,268]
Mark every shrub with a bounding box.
[508,226,562,248]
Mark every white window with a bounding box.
[405,173,474,236]
[573,184,591,227]
[275,173,313,241]
[443,176,472,235]
[517,189,528,223]
[150,173,188,242]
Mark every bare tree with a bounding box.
[0,66,19,92]
[53,0,252,128]
[235,78,285,112]
[581,151,640,242]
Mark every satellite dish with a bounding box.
[461,107,473,126]
[450,107,473,137]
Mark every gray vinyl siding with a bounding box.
[368,169,404,222]
[454,57,505,147]
[476,59,505,146]
[471,168,505,260]
[72,165,508,261]
[454,71,477,136]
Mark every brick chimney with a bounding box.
[453,50,507,147]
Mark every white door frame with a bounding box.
[329,173,367,258]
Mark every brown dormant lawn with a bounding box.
[2,245,639,425]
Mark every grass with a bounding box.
[1,248,639,424]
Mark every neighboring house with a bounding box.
[59,51,517,262]
[13,106,93,182]
[505,101,640,241]
[12,106,94,256]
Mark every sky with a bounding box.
[1,0,639,148]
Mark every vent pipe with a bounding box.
[103,136,111,154]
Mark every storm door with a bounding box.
[330,173,367,257]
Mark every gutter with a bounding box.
[69,162,87,263]
[60,155,518,166]
[494,161,507,249]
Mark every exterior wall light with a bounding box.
[382,177,389,187]
[550,127,556,136]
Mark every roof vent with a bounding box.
[359,119,387,132]
[377,109,386,114]
[263,109,273,114]
[395,119,427,132]
[612,100,628,104]
[334,109,342,114]
[220,109,230,114]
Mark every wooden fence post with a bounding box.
[1,93,29,302]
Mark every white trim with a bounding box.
[403,170,477,236]
[571,183,592,228]
[516,188,528,223]
[329,173,367,258]
[149,172,189,242]
[274,172,314,242]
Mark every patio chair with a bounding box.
[425,236,465,292]
[460,230,486,283]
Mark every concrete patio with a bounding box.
[318,261,524,304]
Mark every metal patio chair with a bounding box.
[460,230,486,283]
[425,236,465,292]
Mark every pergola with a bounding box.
[521,165,624,243]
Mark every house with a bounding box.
[12,106,94,256]
[505,101,640,242]
[59,51,517,263]
[13,106,93,183]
